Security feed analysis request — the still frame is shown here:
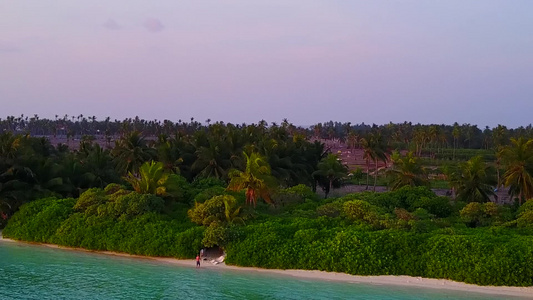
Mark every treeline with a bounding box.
[313,121,533,150]
[2,115,533,151]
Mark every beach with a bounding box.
[1,235,532,299]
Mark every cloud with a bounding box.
[0,41,21,53]
[103,19,121,30]
[143,18,164,33]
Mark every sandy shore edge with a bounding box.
[1,235,532,298]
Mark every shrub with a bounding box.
[188,195,242,226]
[412,208,432,220]
[517,199,533,215]
[317,202,343,218]
[343,200,380,224]
[371,186,436,211]
[284,184,319,202]
[202,221,229,248]
[3,197,76,242]
[460,202,508,227]
[110,193,165,217]
[272,185,319,208]
[412,196,453,218]
[74,188,106,212]
[460,203,483,227]
[517,210,533,228]
[104,183,126,195]
[394,208,414,221]
[192,186,226,204]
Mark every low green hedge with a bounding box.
[3,192,203,259]
[225,219,533,286]
[4,187,533,286]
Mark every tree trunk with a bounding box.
[366,159,370,190]
[453,138,456,160]
[373,159,378,192]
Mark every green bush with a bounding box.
[517,199,533,215]
[413,208,433,220]
[188,195,242,226]
[460,202,509,227]
[104,183,126,195]
[225,221,533,286]
[343,200,380,224]
[394,208,413,221]
[74,188,107,212]
[460,202,483,227]
[369,186,437,212]
[412,196,453,218]
[3,197,76,242]
[317,202,342,217]
[517,210,533,228]
[192,186,226,203]
[5,184,533,287]
[202,221,229,248]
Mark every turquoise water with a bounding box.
[0,241,527,300]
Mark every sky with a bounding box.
[1,1,532,128]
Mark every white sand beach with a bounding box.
[2,235,532,298]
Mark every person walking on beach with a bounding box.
[196,254,201,268]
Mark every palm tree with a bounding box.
[498,137,533,205]
[78,141,119,188]
[227,152,275,206]
[386,151,428,190]
[222,195,244,224]
[0,132,22,164]
[360,137,373,190]
[449,156,496,203]
[112,131,156,175]
[361,133,388,191]
[312,153,347,198]
[125,161,181,197]
[452,123,460,160]
[192,139,234,180]
[346,131,358,153]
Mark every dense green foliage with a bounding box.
[4,187,202,258]
[225,220,533,286]
[5,185,533,286]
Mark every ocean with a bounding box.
[0,241,527,300]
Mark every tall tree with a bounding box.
[449,156,496,203]
[452,123,460,160]
[227,152,275,206]
[192,143,233,180]
[386,151,428,190]
[112,131,156,175]
[498,137,533,205]
[312,153,348,198]
[125,161,181,197]
[361,133,388,192]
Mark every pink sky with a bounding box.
[1,1,532,127]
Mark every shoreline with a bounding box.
[1,236,532,298]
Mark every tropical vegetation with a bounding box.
[2,116,533,287]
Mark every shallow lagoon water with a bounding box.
[0,241,527,300]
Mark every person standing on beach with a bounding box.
[196,254,201,268]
